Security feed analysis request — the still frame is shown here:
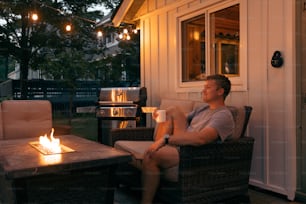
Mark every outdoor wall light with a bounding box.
[271,50,284,68]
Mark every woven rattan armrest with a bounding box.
[179,137,254,164]
[175,137,255,203]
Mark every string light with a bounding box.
[30,1,100,35]
[31,13,38,21]
[65,24,72,32]
[28,2,140,42]
[28,10,104,36]
[117,24,139,41]
[97,30,103,38]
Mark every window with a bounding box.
[181,14,205,82]
[180,1,246,91]
[210,4,239,76]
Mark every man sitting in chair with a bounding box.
[141,74,235,204]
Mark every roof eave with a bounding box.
[112,0,134,27]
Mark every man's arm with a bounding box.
[168,127,219,146]
[145,127,218,155]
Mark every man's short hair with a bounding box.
[205,74,231,99]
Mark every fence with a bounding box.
[0,79,138,115]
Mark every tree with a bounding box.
[118,30,140,84]
[0,0,120,99]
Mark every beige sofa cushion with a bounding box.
[2,100,52,140]
[227,106,246,140]
[115,140,153,161]
[115,140,178,182]
[159,98,194,115]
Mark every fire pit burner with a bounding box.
[29,142,75,155]
[29,128,75,155]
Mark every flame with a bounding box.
[39,128,61,154]
[40,154,62,165]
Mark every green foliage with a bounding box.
[0,0,141,99]
[0,0,119,91]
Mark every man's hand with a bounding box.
[145,137,165,157]
[152,109,159,121]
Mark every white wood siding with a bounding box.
[137,0,296,200]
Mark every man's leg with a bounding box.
[154,106,188,140]
[166,106,188,134]
[154,119,173,141]
[141,145,179,204]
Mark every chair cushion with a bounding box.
[115,140,153,161]
[227,106,246,140]
[114,140,179,182]
[115,141,153,172]
[1,100,53,140]
[159,98,194,114]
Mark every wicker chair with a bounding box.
[111,106,254,204]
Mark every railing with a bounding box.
[0,79,139,115]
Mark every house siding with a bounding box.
[132,0,296,200]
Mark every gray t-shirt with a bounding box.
[186,105,234,141]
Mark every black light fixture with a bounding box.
[271,51,284,68]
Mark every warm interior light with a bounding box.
[123,28,128,34]
[193,31,200,41]
[119,33,123,39]
[39,128,61,154]
[126,35,131,40]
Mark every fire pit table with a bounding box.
[0,135,131,204]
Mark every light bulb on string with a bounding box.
[119,33,123,39]
[117,23,140,40]
[65,24,72,32]
[31,0,38,22]
[31,13,38,21]
[97,30,103,38]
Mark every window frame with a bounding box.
[176,0,247,92]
